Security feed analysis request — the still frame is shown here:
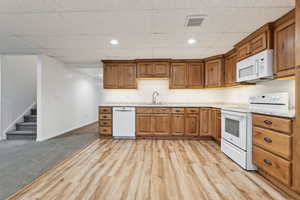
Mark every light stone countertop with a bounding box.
[99,103,295,118]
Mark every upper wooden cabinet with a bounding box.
[136,59,170,78]
[170,62,187,89]
[103,61,137,89]
[235,24,272,61]
[187,62,205,89]
[170,61,204,89]
[273,10,295,78]
[224,50,238,87]
[205,56,225,88]
[103,64,119,89]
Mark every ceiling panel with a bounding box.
[0,0,295,68]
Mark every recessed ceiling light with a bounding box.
[110,39,119,45]
[188,38,197,44]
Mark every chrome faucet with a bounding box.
[152,90,160,104]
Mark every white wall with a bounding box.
[37,55,100,141]
[100,79,295,108]
[1,55,37,140]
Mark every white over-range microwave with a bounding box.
[236,49,273,82]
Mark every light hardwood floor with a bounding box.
[7,139,291,200]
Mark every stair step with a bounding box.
[24,115,37,122]
[6,130,36,140]
[16,122,37,131]
[31,108,37,115]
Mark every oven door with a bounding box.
[221,110,247,151]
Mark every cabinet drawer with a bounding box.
[152,107,171,113]
[99,107,112,113]
[253,127,291,160]
[185,108,199,114]
[171,108,185,114]
[99,114,112,120]
[253,114,292,134]
[136,107,153,114]
[99,120,112,127]
[99,127,112,135]
[253,146,291,186]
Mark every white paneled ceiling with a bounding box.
[0,0,295,69]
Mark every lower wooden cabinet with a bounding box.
[185,114,199,136]
[211,108,221,142]
[171,114,185,136]
[152,114,171,136]
[200,108,211,136]
[99,106,113,136]
[136,114,152,136]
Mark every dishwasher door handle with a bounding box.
[114,110,134,112]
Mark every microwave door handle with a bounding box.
[255,59,259,75]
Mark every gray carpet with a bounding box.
[0,127,99,200]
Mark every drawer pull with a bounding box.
[176,110,180,112]
[263,159,272,166]
[263,137,272,143]
[264,120,273,125]
[103,122,107,125]
[103,116,107,119]
[190,110,195,112]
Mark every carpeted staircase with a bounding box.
[6,108,37,140]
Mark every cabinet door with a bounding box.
[136,115,152,136]
[137,63,153,78]
[200,108,211,136]
[152,114,170,136]
[205,59,224,88]
[103,64,119,89]
[250,32,267,55]
[225,53,237,87]
[237,43,251,61]
[187,63,204,88]
[119,64,137,89]
[274,20,295,78]
[185,114,199,136]
[171,114,185,135]
[153,62,169,77]
[211,109,221,141]
[170,63,187,89]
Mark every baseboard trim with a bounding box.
[36,120,98,141]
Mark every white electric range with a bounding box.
[221,93,289,170]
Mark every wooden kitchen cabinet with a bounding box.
[235,24,272,61]
[170,61,205,89]
[152,114,171,136]
[170,62,187,89]
[99,106,113,136]
[273,10,295,78]
[185,114,199,136]
[171,114,185,136]
[136,60,170,78]
[205,56,225,88]
[119,63,137,89]
[224,50,238,87]
[211,108,221,142]
[103,61,137,89]
[103,64,119,89]
[136,114,152,136]
[200,108,211,136]
[187,62,205,88]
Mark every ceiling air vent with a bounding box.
[185,15,205,27]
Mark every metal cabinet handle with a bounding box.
[176,110,180,112]
[103,116,107,119]
[264,120,273,125]
[264,137,272,143]
[263,159,272,166]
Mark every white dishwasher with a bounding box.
[113,107,136,139]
